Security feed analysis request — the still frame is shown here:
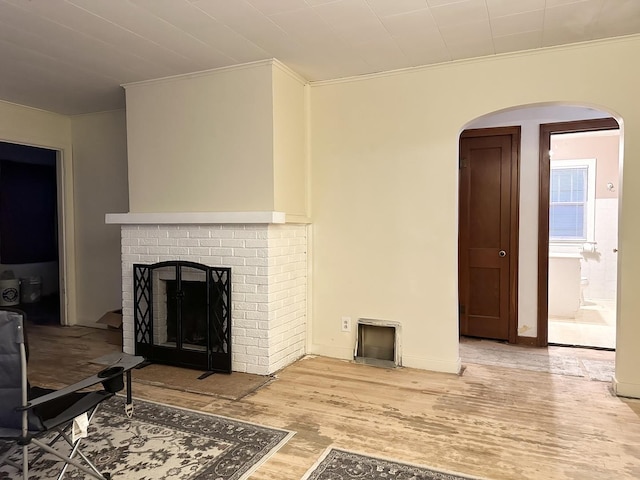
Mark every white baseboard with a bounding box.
[402,354,462,374]
[612,377,640,399]
[309,344,354,361]
[309,343,461,374]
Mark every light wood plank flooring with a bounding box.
[27,324,640,480]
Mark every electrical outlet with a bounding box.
[341,316,351,332]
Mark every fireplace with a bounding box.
[133,261,231,373]
[108,219,308,375]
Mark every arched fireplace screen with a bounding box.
[133,261,231,373]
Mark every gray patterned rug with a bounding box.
[302,448,483,480]
[0,396,293,479]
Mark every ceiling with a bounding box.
[1,0,639,115]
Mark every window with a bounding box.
[549,159,595,242]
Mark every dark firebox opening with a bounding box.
[166,280,207,348]
[164,280,225,353]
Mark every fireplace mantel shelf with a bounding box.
[105,211,288,225]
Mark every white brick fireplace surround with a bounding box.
[107,213,308,375]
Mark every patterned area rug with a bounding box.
[302,448,483,480]
[0,396,293,479]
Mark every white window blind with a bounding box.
[549,159,596,242]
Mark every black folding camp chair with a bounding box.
[0,308,143,479]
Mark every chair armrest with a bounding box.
[23,354,144,410]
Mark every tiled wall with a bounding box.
[120,223,307,375]
[582,198,618,300]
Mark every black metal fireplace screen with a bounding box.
[133,261,231,373]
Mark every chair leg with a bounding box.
[30,438,109,480]
[55,403,106,479]
[56,430,105,480]
[0,444,27,476]
[31,429,64,465]
[0,443,19,468]
[56,430,79,480]
[22,444,28,480]
[3,457,22,470]
[1,429,110,479]
[56,436,78,480]
[5,406,111,479]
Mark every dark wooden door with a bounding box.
[459,128,519,341]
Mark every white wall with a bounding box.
[308,36,640,397]
[586,198,618,299]
[71,110,128,326]
[0,100,76,324]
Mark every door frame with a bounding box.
[459,126,520,343]
[55,149,69,326]
[0,138,72,326]
[536,117,619,347]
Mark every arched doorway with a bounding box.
[459,104,622,354]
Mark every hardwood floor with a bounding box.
[27,324,640,480]
[460,336,615,381]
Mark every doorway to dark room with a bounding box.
[0,141,61,324]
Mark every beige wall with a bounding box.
[272,62,308,217]
[71,110,128,326]
[309,36,640,396]
[0,100,76,324]
[125,62,275,213]
[552,132,620,199]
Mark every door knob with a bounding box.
[499,250,507,257]
[613,248,618,253]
